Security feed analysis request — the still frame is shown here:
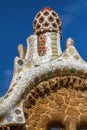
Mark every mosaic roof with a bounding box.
[33,7,62,34]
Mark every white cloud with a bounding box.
[61,14,72,27]
[61,0,87,27]
[0,69,13,96]
[64,0,87,14]
[4,69,13,78]
[4,69,13,86]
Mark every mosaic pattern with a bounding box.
[0,7,87,128]
[24,31,62,65]
[0,101,25,127]
[18,59,24,66]
[15,109,21,114]
[33,7,62,34]
[38,34,47,56]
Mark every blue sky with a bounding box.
[0,0,87,96]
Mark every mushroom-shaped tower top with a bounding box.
[33,7,62,34]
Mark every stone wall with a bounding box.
[23,76,87,130]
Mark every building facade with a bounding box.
[0,7,87,130]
